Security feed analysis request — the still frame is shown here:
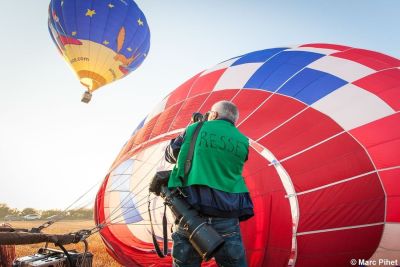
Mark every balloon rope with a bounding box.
[97,147,166,214]
[97,160,164,226]
[103,199,161,227]
[88,203,164,236]
[98,158,162,223]
[29,179,103,232]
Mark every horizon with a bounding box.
[1,0,399,210]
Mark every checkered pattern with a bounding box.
[96,44,400,267]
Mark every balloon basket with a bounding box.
[81,91,92,103]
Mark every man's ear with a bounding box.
[209,111,217,120]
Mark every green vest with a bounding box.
[168,120,249,193]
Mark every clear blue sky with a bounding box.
[0,0,398,210]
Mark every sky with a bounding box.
[0,0,399,210]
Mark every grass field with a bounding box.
[9,220,122,267]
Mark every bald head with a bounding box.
[211,100,239,124]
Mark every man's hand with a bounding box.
[165,132,185,164]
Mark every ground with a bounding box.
[8,220,121,267]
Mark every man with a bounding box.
[165,100,254,267]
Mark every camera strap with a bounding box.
[149,122,204,258]
[148,195,169,257]
[184,122,204,178]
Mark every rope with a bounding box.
[88,204,166,236]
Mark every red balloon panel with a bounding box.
[379,168,400,222]
[150,102,183,139]
[171,94,210,129]
[297,173,385,232]
[195,90,239,115]
[231,89,272,125]
[238,94,306,140]
[188,69,227,97]
[351,113,400,169]
[353,68,400,111]
[166,72,201,108]
[282,133,375,192]
[242,147,292,266]
[300,43,351,51]
[243,150,286,195]
[133,114,161,144]
[296,224,383,267]
[332,49,400,71]
[258,107,343,160]
[242,192,292,267]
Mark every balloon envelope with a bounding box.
[95,44,400,266]
[48,0,150,94]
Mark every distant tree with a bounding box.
[0,203,11,219]
[8,208,20,216]
[79,208,93,220]
[0,204,21,220]
[41,209,63,219]
[67,208,93,220]
[20,208,38,216]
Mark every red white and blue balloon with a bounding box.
[95,43,400,267]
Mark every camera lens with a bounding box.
[192,112,203,123]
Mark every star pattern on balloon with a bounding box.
[86,9,96,17]
[48,0,151,101]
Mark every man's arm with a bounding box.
[165,132,186,164]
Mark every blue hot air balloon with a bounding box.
[48,0,150,102]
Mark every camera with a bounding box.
[191,112,210,123]
[149,171,224,261]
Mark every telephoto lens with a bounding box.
[160,185,224,261]
[191,112,204,123]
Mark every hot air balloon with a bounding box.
[95,44,400,266]
[48,0,150,103]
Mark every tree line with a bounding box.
[0,203,93,220]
